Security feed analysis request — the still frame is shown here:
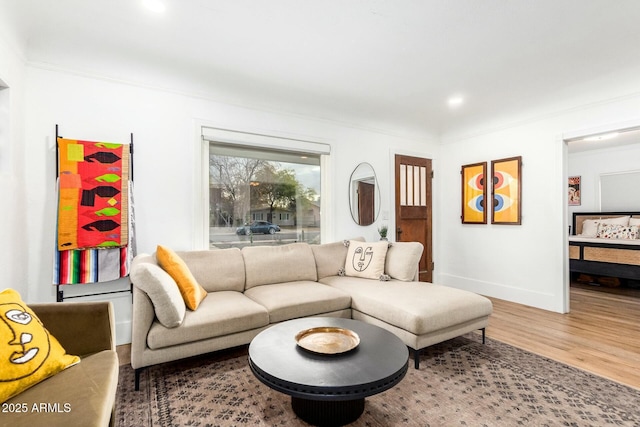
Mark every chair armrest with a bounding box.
[29,301,116,357]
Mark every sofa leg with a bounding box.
[413,348,420,369]
[481,328,486,344]
[135,368,143,391]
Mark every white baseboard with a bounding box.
[116,320,132,346]
[438,273,565,313]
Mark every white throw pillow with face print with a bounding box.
[344,240,389,280]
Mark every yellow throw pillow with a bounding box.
[0,289,80,403]
[156,245,207,310]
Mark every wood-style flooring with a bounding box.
[117,284,640,389]
[485,284,640,389]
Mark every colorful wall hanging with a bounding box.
[491,156,522,225]
[57,138,130,250]
[461,162,487,224]
[54,130,134,288]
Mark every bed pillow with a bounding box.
[581,216,631,236]
[0,289,80,403]
[596,223,640,240]
[580,219,600,237]
[156,245,207,310]
[630,218,640,226]
[600,216,631,226]
[344,240,389,280]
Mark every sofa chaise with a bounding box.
[130,239,493,390]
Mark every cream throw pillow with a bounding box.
[311,237,365,279]
[344,240,389,280]
[130,256,186,328]
[385,242,424,281]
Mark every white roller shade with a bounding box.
[202,126,331,155]
[600,170,640,211]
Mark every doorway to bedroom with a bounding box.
[566,126,640,299]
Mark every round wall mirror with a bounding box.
[349,162,381,226]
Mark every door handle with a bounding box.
[396,227,402,239]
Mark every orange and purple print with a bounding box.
[492,157,521,224]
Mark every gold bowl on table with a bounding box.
[295,327,360,354]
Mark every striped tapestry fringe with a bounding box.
[53,246,129,285]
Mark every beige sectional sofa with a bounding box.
[130,239,492,390]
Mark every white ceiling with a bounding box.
[2,0,640,139]
[567,127,640,153]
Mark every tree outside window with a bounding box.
[208,145,320,248]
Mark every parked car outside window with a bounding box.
[236,221,281,235]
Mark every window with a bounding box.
[202,127,328,249]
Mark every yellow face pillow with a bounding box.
[0,289,80,403]
[156,245,207,310]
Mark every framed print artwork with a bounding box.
[461,162,487,224]
[491,156,522,225]
[568,176,581,206]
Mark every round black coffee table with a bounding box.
[248,317,408,426]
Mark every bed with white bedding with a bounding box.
[569,212,640,280]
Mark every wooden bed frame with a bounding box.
[569,211,640,281]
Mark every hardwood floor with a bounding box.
[117,285,640,389]
[485,284,640,389]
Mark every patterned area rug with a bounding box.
[115,335,640,426]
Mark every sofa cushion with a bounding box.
[130,255,186,328]
[3,350,118,427]
[156,245,208,310]
[311,237,365,279]
[147,291,269,350]
[242,242,317,289]
[178,248,246,292]
[244,281,351,323]
[320,276,493,336]
[344,240,389,280]
[0,289,80,404]
[385,241,424,281]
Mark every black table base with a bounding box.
[292,396,364,427]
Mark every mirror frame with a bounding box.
[349,162,381,226]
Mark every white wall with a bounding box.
[10,39,640,345]
[438,95,640,313]
[19,65,437,344]
[568,141,640,221]
[0,33,27,297]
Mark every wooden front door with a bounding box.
[395,155,433,282]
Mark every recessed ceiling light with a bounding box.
[142,0,166,13]
[583,132,619,141]
[447,95,464,108]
